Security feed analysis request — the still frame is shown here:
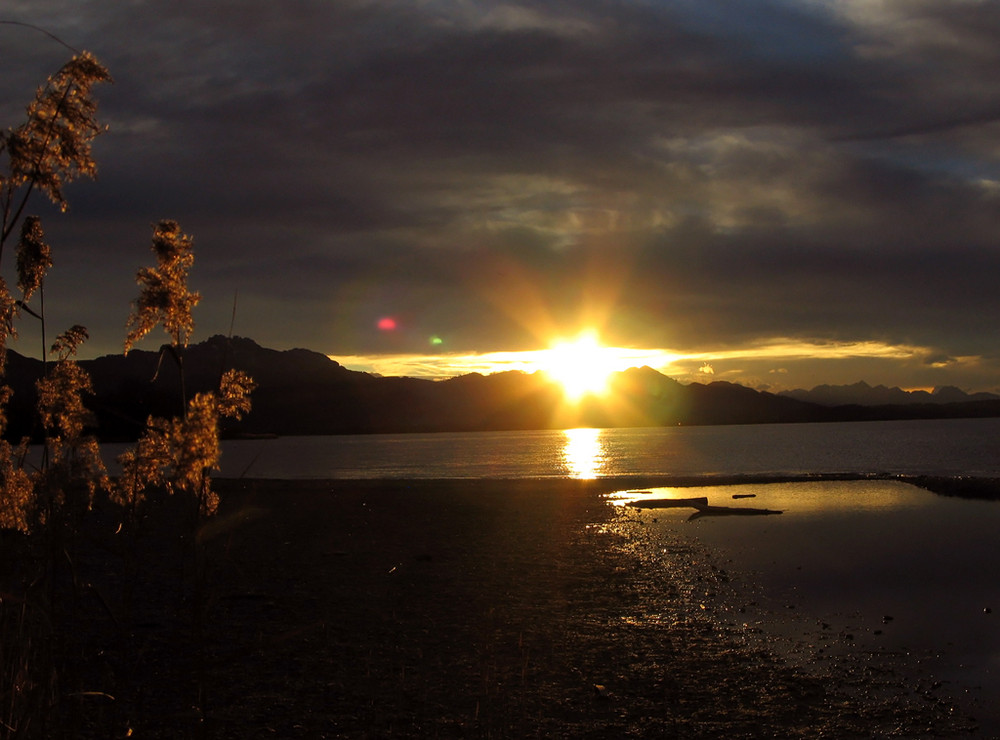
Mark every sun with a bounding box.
[541,332,620,401]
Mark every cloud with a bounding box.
[1,1,999,393]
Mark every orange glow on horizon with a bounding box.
[336,336,671,383]
[334,336,952,390]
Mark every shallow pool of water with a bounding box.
[612,480,1000,734]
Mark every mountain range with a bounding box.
[778,381,1000,406]
[4,335,1000,441]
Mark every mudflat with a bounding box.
[13,477,981,738]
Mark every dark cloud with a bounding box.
[2,0,1000,390]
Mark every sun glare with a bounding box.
[541,332,621,401]
[563,427,605,479]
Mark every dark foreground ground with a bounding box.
[2,476,988,738]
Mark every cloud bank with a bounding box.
[3,1,1000,391]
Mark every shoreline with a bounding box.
[215,471,1000,499]
[201,477,984,737]
[5,476,989,737]
[607,477,1000,737]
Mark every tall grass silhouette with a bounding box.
[0,43,254,739]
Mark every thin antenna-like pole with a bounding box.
[0,20,81,54]
[228,289,239,338]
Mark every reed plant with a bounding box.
[0,42,254,739]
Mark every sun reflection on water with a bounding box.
[562,427,606,479]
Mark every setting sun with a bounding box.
[541,332,622,401]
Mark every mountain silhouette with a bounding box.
[780,381,1000,407]
[4,335,1000,440]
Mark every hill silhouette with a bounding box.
[4,335,1000,440]
[779,381,1000,406]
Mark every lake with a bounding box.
[182,417,993,733]
[189,417,1000,479]
[98,417,1000,731]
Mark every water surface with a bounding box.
[615,480,1000,734]
[149,417,1000,479]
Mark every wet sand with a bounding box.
[41,476,989,737]
[106,477,982,738]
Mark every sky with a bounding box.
[3,0,1000,393]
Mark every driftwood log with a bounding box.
[627,497,709,509]
[626,496,783,520]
